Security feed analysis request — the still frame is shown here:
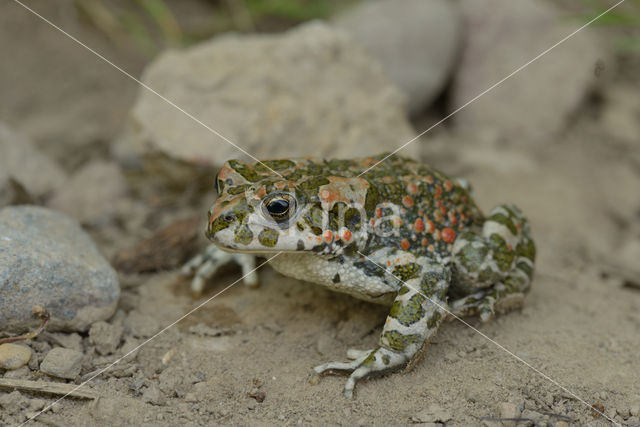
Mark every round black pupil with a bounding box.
[267,199,289,216]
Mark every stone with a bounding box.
[0,344,31,370]
[0,206,120,332]
[0,177,33,208]
[47,332,83,353]
[333,0,461,115]
[0,124,67,199]
[410,404,452,423]
[40,347,84,380]
[48,160,128,225]
[142,383,166,406]
[119,21,417,188]
[3,366,30,379]
[123,312,161,339]
[89,321,124,355]
[0,391,28,414]
[498,402,522,427]
[452,0,608,143]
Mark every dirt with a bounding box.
[1,1,639,426]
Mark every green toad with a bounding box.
[184,153,536,398]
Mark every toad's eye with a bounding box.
[262,193,296,223]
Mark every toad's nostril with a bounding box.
[224,214,234,222]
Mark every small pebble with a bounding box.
[142,383,166,406]
[89,321,123,355]
[409,404,452,423]
[29,399,45,411]
[0,343,31,370]
[616,406,630,419]
[630,404,639,417]
[184,393,198,403]
[498,402,521,426]
[3,365,30,379]
[40,347,83,379]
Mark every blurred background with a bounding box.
[1,1,640,425]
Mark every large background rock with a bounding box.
[452,0,608,143]
[119,21,417,180]
[333,0,461,116]
[0,206,119,332]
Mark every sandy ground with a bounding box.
[1,1,639,426]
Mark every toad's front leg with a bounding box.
[312,258,450,398]
[182,244,258,294]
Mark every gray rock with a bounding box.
[3,366,30,379]
[89,321,124,355]
[452,0,608,143]
[142,383,166,406]
[0,177,33,208]
[410,404,452,423]
[123,312,161,339]
[48,161,128,225]
[119,21,417,186]
[0,391,28,414]
[40,347,83,380]
[0,344,31,370]
[46,332,83,353]
[333,0,461,115]
[0,124,67,200]
[498,402,522,427]
[0,206,120,332]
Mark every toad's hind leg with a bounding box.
[312,256,450,398]
[450,204,536,321]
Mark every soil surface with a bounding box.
[1,1,639,426]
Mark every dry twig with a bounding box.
[0,305,50,345]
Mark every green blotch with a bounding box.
[329,202,347,231]
[456,234,489,271]
[209,216,231,235]
[489,234,514,272]
[382,330,421,352]
[517,260,534,279]
[255,159,296,172]
[344,207,362,231]
[374,181,404,205]
[228,160,260,182]
[298,176,330,191]
[362,352,376,367]
[382,354,390,365]
[389,294,425,326]
[364,181,379,215]
[392,263,422,281]
[258,228,279,247]
[488,213,518,235]
[304,205,325,234]
[397,287,410,295]
[517,237,536,262]
[234,225,253,245]
[227,185,249,195]
[426,311,441,329]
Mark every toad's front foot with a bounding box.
[311,346,408,398]
[181,244,258,294]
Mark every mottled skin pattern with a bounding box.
[187,153,536,398]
